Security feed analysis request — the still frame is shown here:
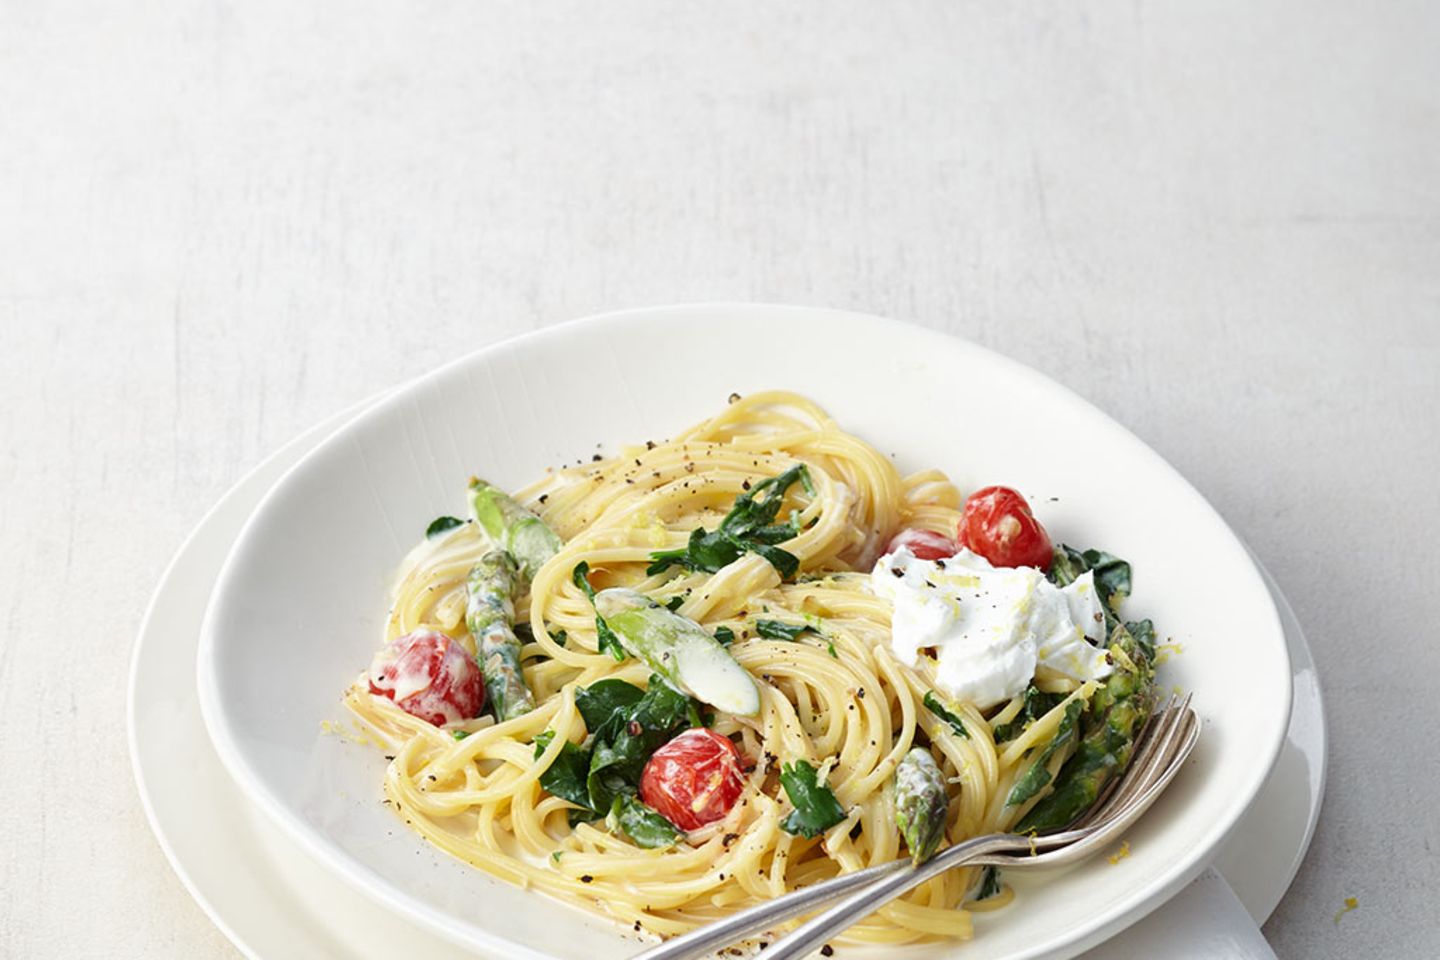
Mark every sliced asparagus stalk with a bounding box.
[593,588,761,717]
[1015,620,1157,833]
[467,477,561,580]
[466,550,536,722]
[894,747,949,864]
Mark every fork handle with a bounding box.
[631,833,1023,960]
[757,835,1020,960]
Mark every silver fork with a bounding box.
[632,695,1199,960]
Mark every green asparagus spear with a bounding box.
[1015,621,1157,833]
[894,748,949,864]
[466,550,536,722]
[592,588,761,717]
[467,477,561,580]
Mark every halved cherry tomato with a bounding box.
[957,485,1053,571]
[368,628,484,726]
[884,528,959,561]
[639,728,747,831]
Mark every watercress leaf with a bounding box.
[608,795,680,848]
[1005,699,1084,807]
[1124,619,1157,661]
[922,691,971,739]
[583,675,699,814]
[572,562,628,661]
[755,619,809,642]
[574,679,646,732]
[1046,544,1090,587]
[751,543,799,580]
[571,561,596,599]
[1081,549,1132,610]
[425,516,464,539]
[975,866,1003,901]
[778,760,847,838]
[991,686,1064,742]
[533,731,594,810]
[648,467,810,581]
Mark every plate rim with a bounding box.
[194,302,1295,960]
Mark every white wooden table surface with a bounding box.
[2,2,1436,957]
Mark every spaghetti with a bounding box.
[343,391,1154,945]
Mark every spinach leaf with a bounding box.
[1005,699,1084,807]
[1047,545,1090,587]
[1047,544,1131,612]
[584,675,699,814]
[991,686,1063,742]
[1125,619,1157,661]
[574,679,645,732]
[1082,549,1132,611]
[974,866,1003,901]
[572,562,627,661]
[647,466,811,580]
[425,515,464,539]
[779,760,847,838]
[713,625,735,645]
[755,619,809,642]
[608,795,680,848]
[922,692,970,739]
[533,731,594,810]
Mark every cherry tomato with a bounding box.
[957,485,1053,571]
[639,728,747,831]
[885,528,959,561]
[368,629,484,726]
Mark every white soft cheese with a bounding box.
[869,547,1112,708]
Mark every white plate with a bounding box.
[130,367,1324,960]
[196,304,1294,960]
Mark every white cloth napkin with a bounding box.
[1082,868,1277,959]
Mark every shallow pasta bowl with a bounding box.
[198,303,1291,960]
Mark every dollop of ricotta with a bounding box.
[869,547,1112,708]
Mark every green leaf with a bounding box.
[572,562,627,661]
[1048,544,1132,614]
[713,625,735,645]
[1005,699,1084,807]
[1125,619,1156,661]
[549,629,568,648]
[608,795,680,848]
[425,515,464,539]
[779,760,847,838]
[974,866,1002,901]
[755,619,809,642]
[533,731,594,810]
[1082,549,1132,611]
[574,679,645,732]
[647,466,810,580]
[583,675,699,814]
[922,692,970,739]
[991,686,1063,742]
[664,593,686,612]
[452,730,470,741]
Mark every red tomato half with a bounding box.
[368,629,484,726]
[957,486,1053,571]
[885,528,959,561]
[640,728,747,831]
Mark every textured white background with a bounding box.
[2,1,1436,957]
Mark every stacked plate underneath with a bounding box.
[129,305,1325,960]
